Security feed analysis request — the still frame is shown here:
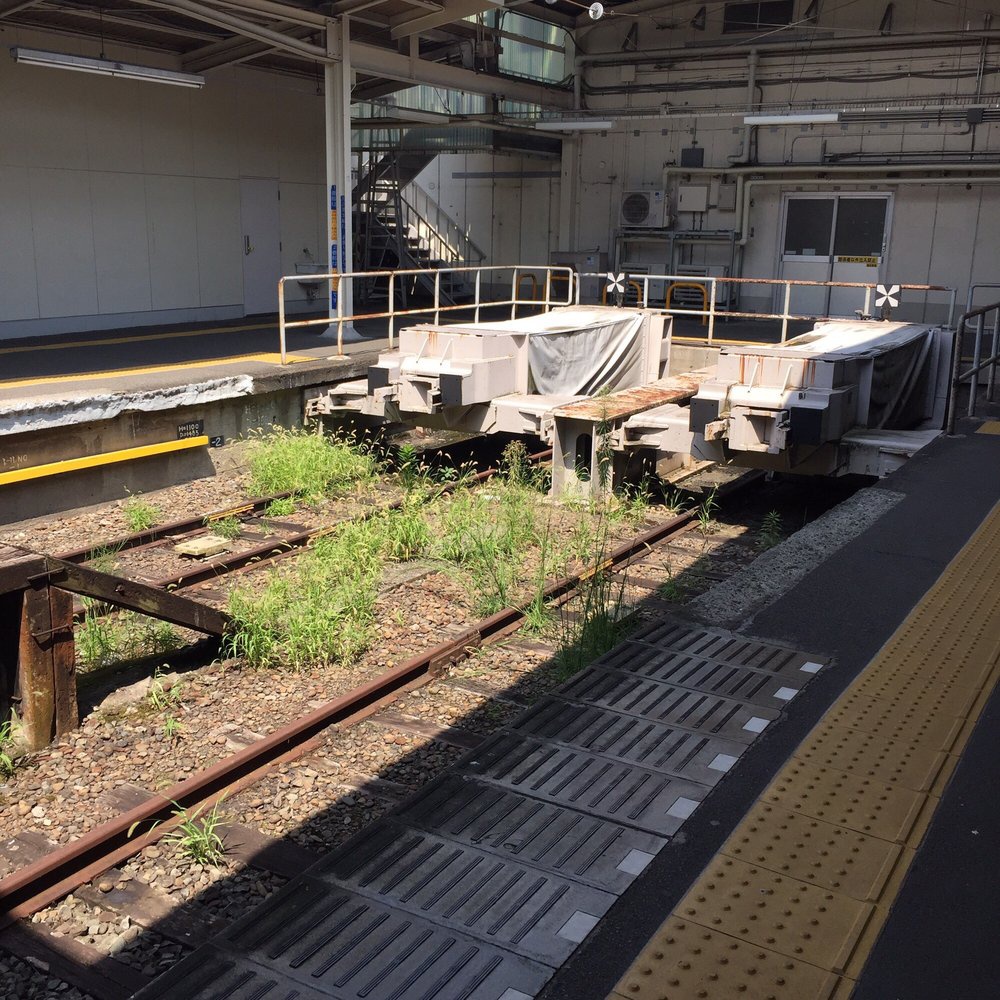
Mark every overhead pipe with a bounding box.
[575,27,1000,71]
[728,48,758,165]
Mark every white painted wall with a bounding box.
[558,1,1000,317]
[0,26,326,339]
[410,152,561,268]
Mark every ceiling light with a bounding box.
[535,119,614,132]
[744,112,839,125]
[9,47,205,88]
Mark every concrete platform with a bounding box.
[0,316,390,521]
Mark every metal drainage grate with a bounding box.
[511,696,746,786]
[313,819,616,965]
[395,774,666,894]
[460,732,710,835]
[557,667,780,743]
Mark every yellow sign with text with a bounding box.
[837,255,879,266]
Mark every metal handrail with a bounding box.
[277,264,575,362]
[401,184,487,267]
[575,272,957,343]
[947,299,1000,434]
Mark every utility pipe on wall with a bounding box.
[666,162,1000,246]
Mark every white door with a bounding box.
[778,193,891,319]
[828,196,891,316]
[240,177,281,316]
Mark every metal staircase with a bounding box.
[353,148,487,307]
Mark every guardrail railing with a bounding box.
[575,272,957,343]
[277,264,574,362]
[947,300,1000,434]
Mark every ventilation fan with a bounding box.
[619,189,668,228]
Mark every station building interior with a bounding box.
[1,2,999,1000]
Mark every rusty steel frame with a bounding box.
[0,499,705,929]
[576,271,958,343]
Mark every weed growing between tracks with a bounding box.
[0,719,19,777]
[76,607,182,672]
[129,798,228,866]
[226,517,389,669]
[123,493,161,532]
[245,426,377,499]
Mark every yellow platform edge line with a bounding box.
[612,500,1000,1000]
[0,436,210,487]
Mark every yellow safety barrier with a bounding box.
[602,280,644,305]
[0,436,210,487]
[665,281,708,326]
[516,272,539,300]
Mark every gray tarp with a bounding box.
[455,308,647,396]
[527,310,645,395]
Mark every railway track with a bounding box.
[0,461,811,1000]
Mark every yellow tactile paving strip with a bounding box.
[612,501,1000,1000]
[976,420,1000,435]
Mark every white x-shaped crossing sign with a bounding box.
[606,272,626,295]
[875,283,900,308]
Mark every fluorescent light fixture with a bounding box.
[9,47,205,88]
[535,119,615,132]
[744,112,839,125]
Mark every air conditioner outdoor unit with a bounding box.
[620,189,668,228]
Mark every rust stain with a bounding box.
[553,373,711,421]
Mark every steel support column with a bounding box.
[326,17,355,339]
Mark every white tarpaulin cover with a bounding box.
[449,307,648,396]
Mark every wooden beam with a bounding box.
[18,587,56,750]
[42,559,229,637]
[49,587,77,737]
[0,546,45,596]
[0,592,20,726]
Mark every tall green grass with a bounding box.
[224,504,432,670]
[437,482,539,616]
[76,608,181,671]
[245,426,377,499]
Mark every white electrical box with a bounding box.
[677,185,709,213]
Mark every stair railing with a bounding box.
[400,183,487,267]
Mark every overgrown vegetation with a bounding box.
[208,515,242,540]
[163,714,184,741]
[381,494,431,561]
[246,426,377,499]
[697,488,720,534]
[0,719,18,778]
[225,518,387,670]
[129,799,228,866]
[148,666,183,710]
[123,493,160,532]
[88,543,123,575]
[437,479,539,616]
[76,609,181,671]
[264,497,297,518]
[756,509,783,550]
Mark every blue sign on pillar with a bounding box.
[329,184,339,309]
